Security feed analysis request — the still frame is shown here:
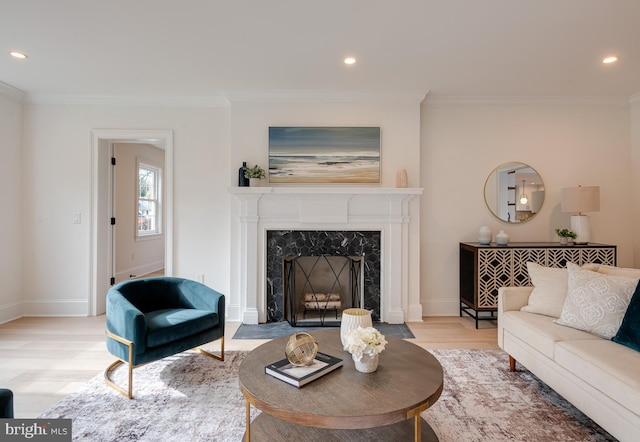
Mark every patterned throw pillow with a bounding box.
[555,262,638,339]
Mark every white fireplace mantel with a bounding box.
[229,186,423,324]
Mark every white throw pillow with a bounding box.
[521,262,568,318]
[581,263,601,272]
[555,262,639,339]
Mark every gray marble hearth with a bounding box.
[232,321,415,340]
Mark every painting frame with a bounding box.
[268,126,381,184]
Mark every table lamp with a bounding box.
[560,186,600,244]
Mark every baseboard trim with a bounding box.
[227,304,241,322]
[115,261,164,282]
[0,302,23,325]
[407,303,424,322]
[22,300,89,317]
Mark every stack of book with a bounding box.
[265,352,343,387]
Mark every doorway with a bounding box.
[113,143,165,283]
[90,130,174,316]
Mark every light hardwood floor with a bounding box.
[0,315,497,418]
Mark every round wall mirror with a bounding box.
[484,162,545,223]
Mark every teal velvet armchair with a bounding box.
[105,277,225,398]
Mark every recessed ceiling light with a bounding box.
[10,51,28,59]
[344,57,357,65]
[602,56,618,64]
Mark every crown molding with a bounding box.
[0,81,26,102]
[21,90,429,106]
[23,93,230,107]
[424,95,631,107]
[14,90,636,107]
[224,90,428,104]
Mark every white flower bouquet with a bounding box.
[343,326,387,361]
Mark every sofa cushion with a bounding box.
[145,309,219,348]
[612,281,640,352]
[555,339,640,416]
[502,310,600,359]
[521,263,568,318]
[555,263,638,339]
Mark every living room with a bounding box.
[1,1,639,441]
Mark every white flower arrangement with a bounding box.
[343,326,387,361]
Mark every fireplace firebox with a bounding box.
[266,230,381,323]
[283,255,363,326]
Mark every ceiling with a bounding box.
[2,0,640,101]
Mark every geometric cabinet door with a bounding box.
[460,242,616,327]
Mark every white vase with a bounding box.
[353,353,379,373]
[495,230,509,246]
[249,178,261,187]
[478,226,492,245]
[340,308,373,346]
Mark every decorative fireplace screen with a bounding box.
[283,255,363,326]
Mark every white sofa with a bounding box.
[498,285,640,442]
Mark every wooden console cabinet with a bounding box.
[459,242,617,328]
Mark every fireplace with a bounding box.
[266,230,380,324]
[229,186,423,325]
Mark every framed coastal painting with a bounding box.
[268,127,381,183]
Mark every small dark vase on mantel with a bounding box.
[238,162,249,187]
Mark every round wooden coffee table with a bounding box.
[238,329,443,441]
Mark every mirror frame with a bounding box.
[484,162,545,223]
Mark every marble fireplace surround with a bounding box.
[269,231,379,323]
[229,187,423,325]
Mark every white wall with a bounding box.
[0,86,24,323]
[421,98,634,315]
[20,102,230,316]
[114,143,165,282]
[631,97,640,268]
[228,100,422,188]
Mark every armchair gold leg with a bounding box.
[104,334,224,399]
[104,359,133,399]
[196,336,225,361]
[105,330,135,399]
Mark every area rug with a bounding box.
[232,321,415,339]
[38,350,615,441]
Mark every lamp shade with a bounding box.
[560,186,600,214]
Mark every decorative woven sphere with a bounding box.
[285,332,318,366]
